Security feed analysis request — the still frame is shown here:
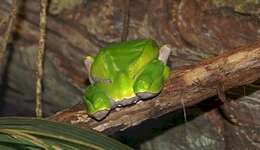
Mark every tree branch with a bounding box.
[0,0,17,78]
[35,0,48,117]
[49,41,260,134]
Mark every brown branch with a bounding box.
[35,0,48,117]
[0,0,17,77]
[49,41,260,134]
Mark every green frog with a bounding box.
[83,39,171,120]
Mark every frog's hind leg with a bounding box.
[133,60,170,99]
[83,84,113,120]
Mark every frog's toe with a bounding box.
[92,110,110,120]
[136,92,159,99]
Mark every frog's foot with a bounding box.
[91,110,110,121]
[134,75,163,100]
[136,92,159,99]
[83,84,113,120]
[159,44,171,64]
[114,96,140,107]
[84,98,111,120]
[84,56,94,84]
[134,60,169,100]
[133,60,166,99]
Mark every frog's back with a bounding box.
[91,39,159,81]
[101,39,159,71]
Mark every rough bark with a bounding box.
[50,41,260,134]
[0,0,259,116]
[0,0,259,149]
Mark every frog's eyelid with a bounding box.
[159,45,171,64]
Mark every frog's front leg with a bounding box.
[133,45,171,99]
[83,83,113,120]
